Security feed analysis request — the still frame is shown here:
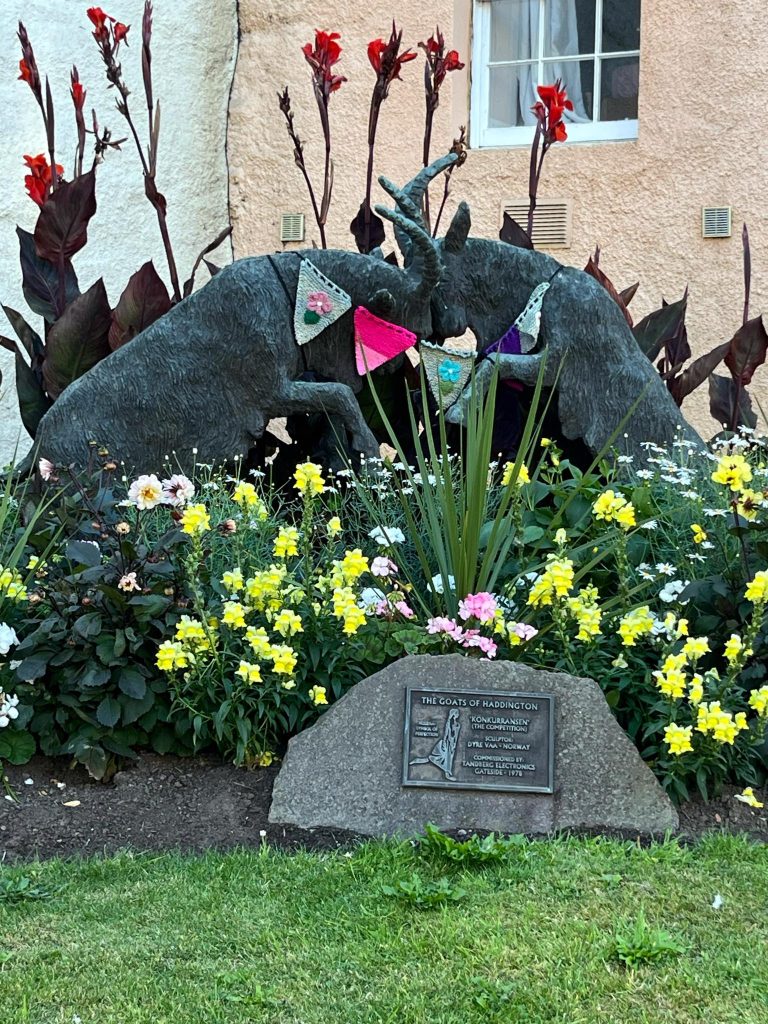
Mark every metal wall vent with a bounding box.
[501,199,572,249]
[280,213,305,244]
[702,206,732,239]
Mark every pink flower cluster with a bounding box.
[307,290,333,315]
[426,615,497,659]
[458,591,497,623]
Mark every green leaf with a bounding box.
[14,657,49,681]
[0,730,36,765]
[66,539,102,567]
[81,665,111,688]
[73,612,102,640]
[96,696,121,728]
[118,669,147,700]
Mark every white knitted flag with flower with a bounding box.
[293,260,352,345]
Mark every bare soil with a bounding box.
[1,754,765,862]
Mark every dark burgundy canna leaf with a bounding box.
[17,226,79,321]
[633,294,687,363]
[109,261,172,350]
[584,256,633,327]
[34,169,97,262]
[499,212,533,250]
[2,305,44,368]
[43,278,112,399]
[724,315,768,386]
[350,201,385,254]
[619,282,640,307]
[15,352,52,437]
[709,373,757,431]
[668,342,729,406]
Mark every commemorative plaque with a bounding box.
[402,686,554,793]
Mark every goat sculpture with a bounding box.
[381,161,705,462]
[27,197,442,475]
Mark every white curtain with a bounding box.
[489,0,590,128]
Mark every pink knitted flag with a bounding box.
[354,307,417,375]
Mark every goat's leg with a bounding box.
[445,352,556,425]
[275,380,379,458]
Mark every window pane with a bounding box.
[544,0,595,57]
[600,56,639,120]
[602,0,640,52]
[541,58,594,120]
[488,63,539,127]
[490,0,539,62]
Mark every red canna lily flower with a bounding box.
[23,153,64,207]
[367,23,417,85]
[533,79,573,145]
[18,58,34,84]
[420,29,464,90]
[87,6,114,44]
[114,21,130,44]
[302,29,347,96]
[71,72,86,111]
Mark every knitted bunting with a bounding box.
[515,281,551,353]
[420,341,476,409]
[354,307,416,375]
[293,260,352,345]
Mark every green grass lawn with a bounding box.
[0,833,766,1024]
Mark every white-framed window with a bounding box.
[471,0,640,148]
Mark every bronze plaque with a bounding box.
[402,687,554,793]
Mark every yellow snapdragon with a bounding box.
[327,516,342,537]
[180,503,210,536]
[175,615,213,651]
[236,660,262,684]
[617,605,655,646]
[745,570,768,605]
[527,554,575,607]
[663,723,693,756]
[0,565,27,602]
[269,645,298,676]
[245,625,273,659]
[231,482,268,519]
[501,462,530,486]
[566,585,602,641]
[222,601,248,629]
[691,523,707,544]
[682,636,710,661]
[293,461,326,497]
[748,685,768,718]
[273,609,303,637]
[221,568,244,593]
[592,490,636,530]
[156,640,195,672]
[274,526,300,559]
[309,685,328,705]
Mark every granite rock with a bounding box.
[269,655,678,837]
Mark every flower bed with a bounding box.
[1,433,767,807]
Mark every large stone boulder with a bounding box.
[269,655,678,837]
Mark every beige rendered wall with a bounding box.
[230,0,768,438]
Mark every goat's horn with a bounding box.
[374,205,442,295]
[399,153,459,210]
[378,176,424,226]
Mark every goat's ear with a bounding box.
[444,201,471,254]
[369,289,397,319]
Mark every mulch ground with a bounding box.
[1,754,766,862]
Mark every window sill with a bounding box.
[472,120,639,149]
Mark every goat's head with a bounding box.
[378,154,472,343]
